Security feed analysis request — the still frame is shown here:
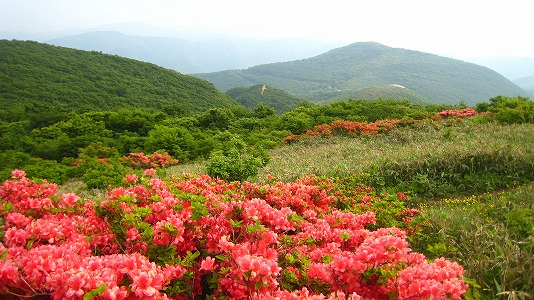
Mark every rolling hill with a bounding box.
[195,42,527,105]
[225,84,303,114]
[46,31,337,73]
[0,40,239,122]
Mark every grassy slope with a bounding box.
[345,84,432,106]
[259,121,533,195]
[0,40,239,122]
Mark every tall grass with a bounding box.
[259,120,534,198]
[415,184,534,299]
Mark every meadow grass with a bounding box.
[166,160,206,177]
[258,120,534,198]
[415,183,534,299]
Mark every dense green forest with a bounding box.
[0,40,239,124]
[196,42,526,105]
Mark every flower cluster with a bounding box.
[437,108,478,118]
[120,152,179,169]
[1,170,468,299]
[284,108,485,143]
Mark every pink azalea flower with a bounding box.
[143,168,157,176]
[200,256,216,271]
[130,272,158,297]
[125,174,139,183]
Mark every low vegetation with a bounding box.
[262,119,533,198]
[226,84,304,114]
[417,184,534,298]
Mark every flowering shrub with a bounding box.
[120,152,179,169]
[284,108,484,143]
[1,170,468,299]
[436,108,478,118]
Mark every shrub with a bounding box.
[82,159,129,189]
[206,148,266,181]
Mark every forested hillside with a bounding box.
[0,40,238,124]
[226,84,303,113]
[196,42,526,105]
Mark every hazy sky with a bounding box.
[1,0,533,58]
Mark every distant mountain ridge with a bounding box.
[195,42,527,105]
[0,40,238,122]
[46,31,337,73]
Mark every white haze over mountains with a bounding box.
[44,29,340,73]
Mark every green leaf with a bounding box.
[215,254,228,261]
[2,202,14,213]
[191,201,208,220]
[339,231,351,240]
[83,283,107,300]
[26,239,35,250]
[230,219,243,228]
[321,255,333,264]
[181,251,201,267]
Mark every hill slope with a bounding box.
[46,31,337,73]
[0,40,239,122]
[196,42,526,105]
[226,84,303,113]
[335,84,432,106]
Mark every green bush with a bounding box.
[494,108,526,124]
[486,96,533,124]
[82,159,129,189]
[0,150,70,184]
[205,135,269,181]
[22,159,69,184]
[206,148,267,182]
